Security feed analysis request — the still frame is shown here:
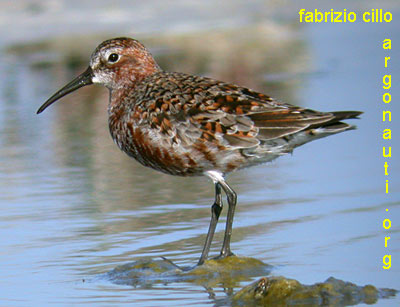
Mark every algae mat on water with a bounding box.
[103,256,396,305]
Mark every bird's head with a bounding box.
[37,37,160,114]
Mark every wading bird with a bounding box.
[37,37,361,265]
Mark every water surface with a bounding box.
[0,1,399,306]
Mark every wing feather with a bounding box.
[138,72,358,149]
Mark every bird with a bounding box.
[37,37,362,266]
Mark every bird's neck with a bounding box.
[108,87,130,116]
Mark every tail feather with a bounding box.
[287,110,362,149]
[243,109,362,162]
[330,111,363,120]
[309,111,362,129]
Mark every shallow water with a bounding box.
[0,1,399,306]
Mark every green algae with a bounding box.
[104,257,396,305]
[184,256,270,288]
[106,256,271,288]
[232,276,397,306]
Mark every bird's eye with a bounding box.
[108,53,119,63]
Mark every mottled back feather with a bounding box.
[109,71,361,175]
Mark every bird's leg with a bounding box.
[197,183,223,265]
[218,180,237,258]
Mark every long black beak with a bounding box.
[37,66,94,114]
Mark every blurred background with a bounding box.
[0,0,399,305]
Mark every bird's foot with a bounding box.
[213,250,235,261]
